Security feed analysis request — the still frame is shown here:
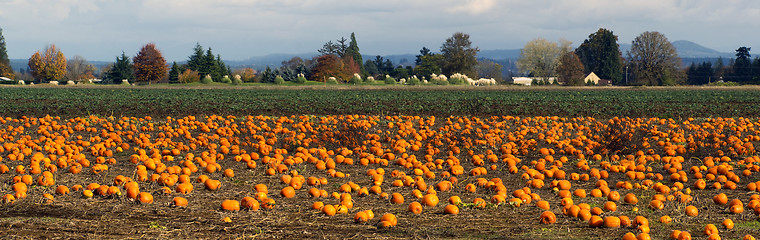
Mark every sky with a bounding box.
[1,0,759,62]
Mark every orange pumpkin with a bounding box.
[221,200,240,211]
[444,204,459,215]
[540,211,556,224]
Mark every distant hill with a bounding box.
[618,40,732,58]
[226,52,321,69]
[478,49,522,60]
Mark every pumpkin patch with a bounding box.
[0,99,758,239]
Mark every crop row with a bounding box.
[1,87,759,118]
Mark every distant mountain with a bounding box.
[618,40,732,58]
[672,40,730,58]
[225,52,321,69]
[478,49,521,60]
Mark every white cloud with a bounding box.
[0,0,758,60]
[448,0,496,15]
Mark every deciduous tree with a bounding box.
[575,28,623,84]
[475,59,503,82]
[517,38,570,82]
[28,44,67,82]
[133,43,168,84]
[440,32,479,77]
[65,55,96,81]
[311,54,348,82]
[627,31,681,85]
[556,52,586,86]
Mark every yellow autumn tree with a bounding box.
[133,43,167,84]
[28,44,67,82]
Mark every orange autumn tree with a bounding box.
[133,43,168,84]
[28,44,67,82]
[310,54,360,82]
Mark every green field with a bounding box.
[1,86,760,119]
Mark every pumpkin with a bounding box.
[539,211,556,224]
[444,204,459,215]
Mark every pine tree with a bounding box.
[213,54,228,81]
[104,52,134,84]
[0,27,13,79]
[345,32,363,73]
[168,62,180,83]
[187,43,205,75]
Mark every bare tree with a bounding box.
[65,55,96,81]
[627,31,681,85]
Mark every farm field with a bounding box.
[0,86,760,239]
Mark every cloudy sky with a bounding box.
[1,0,758,62]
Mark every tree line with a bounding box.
[518,28,760,86]
[2,24,758,86]
[263,32,498,85]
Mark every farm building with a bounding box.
[584,72,600,84]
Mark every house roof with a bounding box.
[584,72,600,82]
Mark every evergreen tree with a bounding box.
[373,56,385,75]
[204,48,215,80]
[732,47,752,83]
[364,60,379,76]
[104,52,133,84]
[575,28,623,84]
[383,59,394,75]
[0,27,13,79]
[187,43,205,75]
[215,54,229,81]
[261,66,275,83]
[415,47,433,66]
[714,57,725,80]
[345,32,363,73]
[168,61,181,83]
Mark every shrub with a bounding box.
[348,73,363,84]
[365,76,375,84]
[293,73,307,84]
[448,73,469,85]
[200,74,213,84]
[274,76,285,85]
[708,81,739,86]
[326,77,339,84]
[231,77,243,85]
[221,75,232,83]
[384,76,396,85]
[407,76,420,85]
